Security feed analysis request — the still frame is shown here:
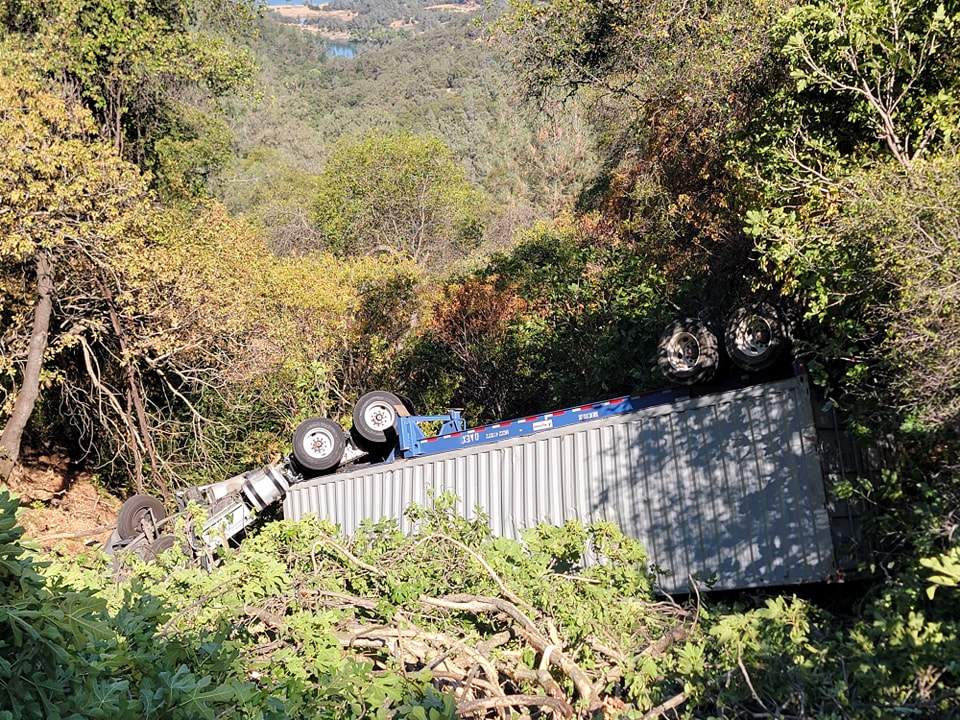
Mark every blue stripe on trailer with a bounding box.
[399,387,687,458]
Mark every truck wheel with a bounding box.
[142,534,181,562]
[292,417,346,474]
[657,318,720,385]
[353,391,402,444]
[149,534,176,553]
[117,494,166,540]
[396,394,417,416]
[724,303,787,371]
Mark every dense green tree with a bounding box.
[780,0,959,168]
[131,206,423,484]
[399,218,684,423]
[494,0,791,153]
[0,0,259,198]
[493,0,794,298]
[312,131,484,266]
[726,0,960,590]
[741,0,960,427]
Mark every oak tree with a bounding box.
[0,76,148,482]
[0,0,259,197]
[312,131,484,267]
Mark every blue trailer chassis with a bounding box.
[389,387,687,461]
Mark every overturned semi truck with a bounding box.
[108,305,869,593]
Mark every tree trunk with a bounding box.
[100,275,166,502]
[0,250,55,481]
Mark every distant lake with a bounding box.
[264,3,359,58]
[326,41,357,59]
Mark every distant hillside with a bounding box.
[266,0,484,36]
[213,5,600,250]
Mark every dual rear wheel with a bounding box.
[290,390,406,475]
[291,417,346,473]
[658,303,788,385]
[724,302,788,372]
[657,318,720,386]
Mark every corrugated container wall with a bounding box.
[284,375,846,595]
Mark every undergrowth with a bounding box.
[1,490,959,718]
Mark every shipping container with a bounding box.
[284,373,866,594]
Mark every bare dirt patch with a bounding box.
[7,451,120,556]
[424,2,481,11]
[269,4,356,22]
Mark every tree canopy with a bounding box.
[312,131,484,266]
[741,0,960,438]
[0,75,148,481]
[0,0,259,197]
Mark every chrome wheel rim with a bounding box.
[362,401,396,433]
[735,315,772,358]
[301,426,336,460]
[669,332,701,372]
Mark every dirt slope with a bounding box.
[7,451,120,556]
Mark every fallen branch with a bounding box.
[413,533,535,612]
[587,635,627,665]
[458,693,573,719]
[640,625,690,657]
[423,593,600,711]
[421,594,541,643]
[640,691,688,719]
[337,622,502,693]
[303,588,380,611]
[312,534,387,577]
[242,604,285,631]
[35,524,116,541]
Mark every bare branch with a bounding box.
[457,694,573,719]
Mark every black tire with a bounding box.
[291,417,346,474]
[117,494,166,540]
[396,394,417,416]
[724,303,787,371]
[142,534,179,562]
[657,318,721,385]
[352,391,402,444]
